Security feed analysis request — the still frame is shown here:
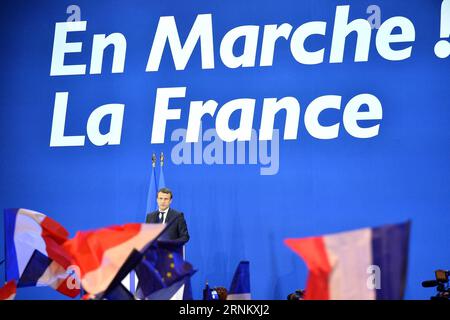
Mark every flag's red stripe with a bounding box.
[41,217,72,269]
[0,281,17,300]
[284,237,331,300]
[55,277,80,298]
[40,216,69,242]
[63,223,142,275]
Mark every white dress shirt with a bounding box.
[158,208,169,224]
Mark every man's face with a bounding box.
[157,192,172,211]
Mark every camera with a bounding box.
[422,269,449,300]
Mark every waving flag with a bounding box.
[18,249,80,297]
[0,281,17,300]
[284,221,411,300]
[227,261,251,300]
[135,257,166,298]
[4,208,80,298]
[63,223,165,295]
[135,240,195,300]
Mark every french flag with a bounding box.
[227,261,251,300]
[4,208,80,298]
[284,221,410,300]
[63,223,165,296]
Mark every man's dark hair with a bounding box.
[157,187,173,199]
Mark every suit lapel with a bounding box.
[150,211,159,223]
[165,209,174,224]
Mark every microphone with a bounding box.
[422,280,439,287]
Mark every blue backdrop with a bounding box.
[0,0,449,299]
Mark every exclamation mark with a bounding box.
[434,0,450,58]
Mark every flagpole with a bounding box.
[147,153,157,214]
[152,152,157,191]
[159,152,165,188]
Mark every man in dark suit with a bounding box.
[145,187,190,244]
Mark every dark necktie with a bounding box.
[158,212,165,223]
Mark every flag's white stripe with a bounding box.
[121,273,131,291]
[18,208,46,224]
[323,228,375,300]
[170,284,185,300]
[14,210,48,276]
[227,293,251,300]
[37,261,67,287]
[6,293,16,300]
[83,224,165,295]
[121,272,139,293]
[121,272,138,292]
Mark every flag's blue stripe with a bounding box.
[4,209,19,281]
[371,221,411,300]
[229,261,250,294]
[17,250,52,287]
